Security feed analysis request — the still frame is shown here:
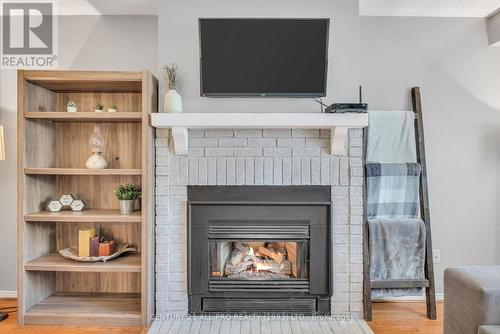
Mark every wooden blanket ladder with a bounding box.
[362,87,437,321]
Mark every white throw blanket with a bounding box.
[366,110,417,163]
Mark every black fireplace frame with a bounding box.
[188,186,332,315]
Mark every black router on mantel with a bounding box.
[324,86,368,113]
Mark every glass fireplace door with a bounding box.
[209,240,309,280]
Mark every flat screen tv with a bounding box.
[199,18,329,97]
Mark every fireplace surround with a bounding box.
[188,186,331,314]
[154,128,364,318]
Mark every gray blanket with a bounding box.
[369,218,426,297]
[366,162,426,297]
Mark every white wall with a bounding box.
[360,17,500,292]
[0,15,157,293]
[158,0,361,114]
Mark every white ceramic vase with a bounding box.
[119,200,135,214]
[67,107,77,113]
[108,108,117,113]
[163,89,182,113]
[85,153,108,169]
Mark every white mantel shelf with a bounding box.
[151,113,368,155]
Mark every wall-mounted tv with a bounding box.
[199,18,330,97]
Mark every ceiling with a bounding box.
[18,0,500,17]
[54,0,157,15]
[360,0,500,17]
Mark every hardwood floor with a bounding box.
[0,298,443,333]
[368,301,444,334]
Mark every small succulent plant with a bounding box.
[94,102,104,110]
[109,103,117,110]
[67,100,77,108]
[162,63,178,90]
[114,183,141,201]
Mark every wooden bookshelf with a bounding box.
[17,70,157,328]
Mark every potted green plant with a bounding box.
[67,100,77,112]
[94,102,104,113]
[114,183,141,214]
[108,103,118,113]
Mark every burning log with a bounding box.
[229,250,246,265]
[257,246,286,264]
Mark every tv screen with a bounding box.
[199,18,329,97]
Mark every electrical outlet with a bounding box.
[433,250,441,264]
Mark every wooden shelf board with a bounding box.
[25,111,143,122]
[24,168,142,176]
[25,252,141,272]
[23,70,143,92]
[25,209,142,223]
[24,292,141,327]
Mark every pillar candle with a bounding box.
[78,228,95,257]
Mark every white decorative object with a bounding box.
[162,64,182,113]
[67,101,77,113]
[108,104,117,113]
[70,199,86,212]
[59,194,75,207]
[47,200,63,212]
[94,102,104,113]
[164,89,182,113]
[86,125,107,169]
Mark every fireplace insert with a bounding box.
[188,186,332,314]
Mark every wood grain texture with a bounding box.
[56,272,140,293]
[25,112,142,122]
[55,175,141,209]
[25,168,142,175]
[23,70,143,92]
[24,293,141,327]
[56,221,141,251]
[54,121,141,169]
[0,298,140,333]
[141,70,157,327]
[411,87,437,320]
[25,209,142,223]
[56,92,141,113]
[368,302,443,334]
[25,253,141,272]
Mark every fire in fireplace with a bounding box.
[188,186,332,315]
[210,240,308,280]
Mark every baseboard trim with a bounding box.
[372,293,444,303]
[0,291,17,298]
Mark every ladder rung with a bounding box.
[371,279,429,289]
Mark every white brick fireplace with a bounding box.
[154,127,364,318]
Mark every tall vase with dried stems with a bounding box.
[163,64,182,113]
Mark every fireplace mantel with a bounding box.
[151,112,368,155]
